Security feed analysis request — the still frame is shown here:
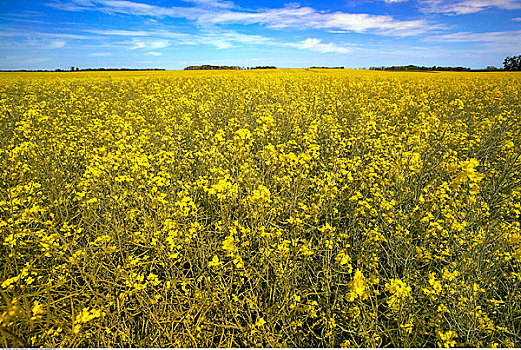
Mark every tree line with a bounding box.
[2,54,519,73]
[184,65,277,70]
[0,67,166,72]
[369,55,521,72]
[369,65,471,71]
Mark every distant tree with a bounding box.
[503,55,521,71]
[71,66,75,72]
[486,66,499,71]
[184,65,241,70]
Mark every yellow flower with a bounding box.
[30,301,45,320]
[455,158,484,183]
[74,307,106,333]
[346,269,368,302]
[222,234,237,254]
[385,278,411,308]
[335,249,353,273]
[400,322,414,334]
[255,317,266,327]
[438,330,458,348]
[208,255,223,267]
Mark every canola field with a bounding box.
[1,69,520,347]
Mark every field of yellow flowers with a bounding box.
[1,69,520,347]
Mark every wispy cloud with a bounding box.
[129,38,170,50]
[85,29,152,36]
[426,29,521,42]
[89,52,113,56]
[23,57,52,64]
[147,51,162,56]
[0,15,49,24]
[2,57,52,65]
[181,0,235,9]
[513,16,521,20]
[0,30,92,40]
[89,27,273,50]
[320,13,432,36]
[46,0,204,18]
[46,0,439,36]
[198,30,273,49]
[287,38,351,54]
[85,28,197,44]
[48,39,67,48]
[425,29,521,53]
[0,29,95,51]
[420,0,521,14]
[84,23,352,53]
[198,5,437,36]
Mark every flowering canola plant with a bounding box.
[0,69,520,347]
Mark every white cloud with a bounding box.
[208,40,234,49]
[129,40,146,49]
[48,39,67,48]
[420,0,521,14]
[85,29,151,36]
[45,0,93,11]
[425,29,521,53]
[0,30,91,40]
[199,6,320,28]
[383,0,409,2]
[48,0,437,37]
[147,51,162,56]
[89,52,112,56]
[288,38,351,54]
[88,27,273,49]
[181,0,234,9]
[0,33,74,50]
[18,57,52,64]
[200,30,272,47]
[97,0,179,16]
[426,29,521,42]
[147,39,170,49]
[129,38,170,50]
[189,31,274,49]
[0,15,49,24]
[46,0,204,18]
[43,33,92,39]
[85,29,196,45]
[321,13,431,36]
[513,16,521,20]
[199,5,438,36]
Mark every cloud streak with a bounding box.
[85,25,355,54]
[181,0,235,9]
[419,0,521,14]
[87,27,274,50]
[426,29,521,42]
[0,30,92,40]
[129,38,171,50]
[288,38,351,54]
[89,52,113,56]
[425,29,521,53]
[46,0,438,36]
[48,40,67,48]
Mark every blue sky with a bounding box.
[1,0,520,69]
